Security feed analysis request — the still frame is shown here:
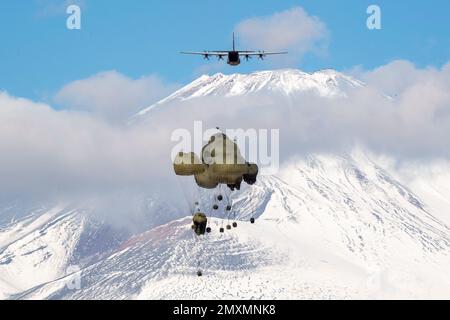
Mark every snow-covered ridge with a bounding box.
[134,69,365,117]
[6,151,450,300]
[1,67,449,299]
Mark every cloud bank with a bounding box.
[2,61,450,228]
[235,7,328,64]
[35,0,86,18]
[55,71,179,123]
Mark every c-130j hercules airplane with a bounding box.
[181,33,287,66]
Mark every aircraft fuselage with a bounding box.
[227,51,240,66]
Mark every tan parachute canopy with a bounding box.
[174,133,258,191]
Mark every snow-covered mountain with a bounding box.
[0,204,128,299]
[5,151,450,300]
[1,69,449,300]
[134,69,365,118]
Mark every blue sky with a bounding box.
[0,0,449,101]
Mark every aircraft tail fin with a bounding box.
[232,32,235,51]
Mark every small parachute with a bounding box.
[192,212,208,236]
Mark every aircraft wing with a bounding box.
[180,51,228,56]
[239,51,288,56]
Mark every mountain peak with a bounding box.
[135,68,365,118]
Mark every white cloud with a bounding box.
[352,60,450,97]
[0,91,177,199]
[35,0,86,18]
[235,7,328,64]
[2,60,450,228]
[54,71,179,122]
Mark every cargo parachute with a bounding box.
[173,133,258,191]
[173,132,259,277]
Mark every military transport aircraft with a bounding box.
[180,33,287,66]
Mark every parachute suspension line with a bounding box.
[225,187,233,220]
[224,149,233,231]
[228,191,237,228]
[224,186,231,224]
[192,210,209,276]
[192,226,201,275]
[194,183,204,216]
[220,203,225,230]
[210,188,223,233]
[197,214,212,276]
[194,183,201,206]
[176,176,196,216]
[197,233,204,274]
[222,185,232,231]
[249,187,257,224]
[196,234,207,277]
[218,183,232,231]
[216,187,226,233]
